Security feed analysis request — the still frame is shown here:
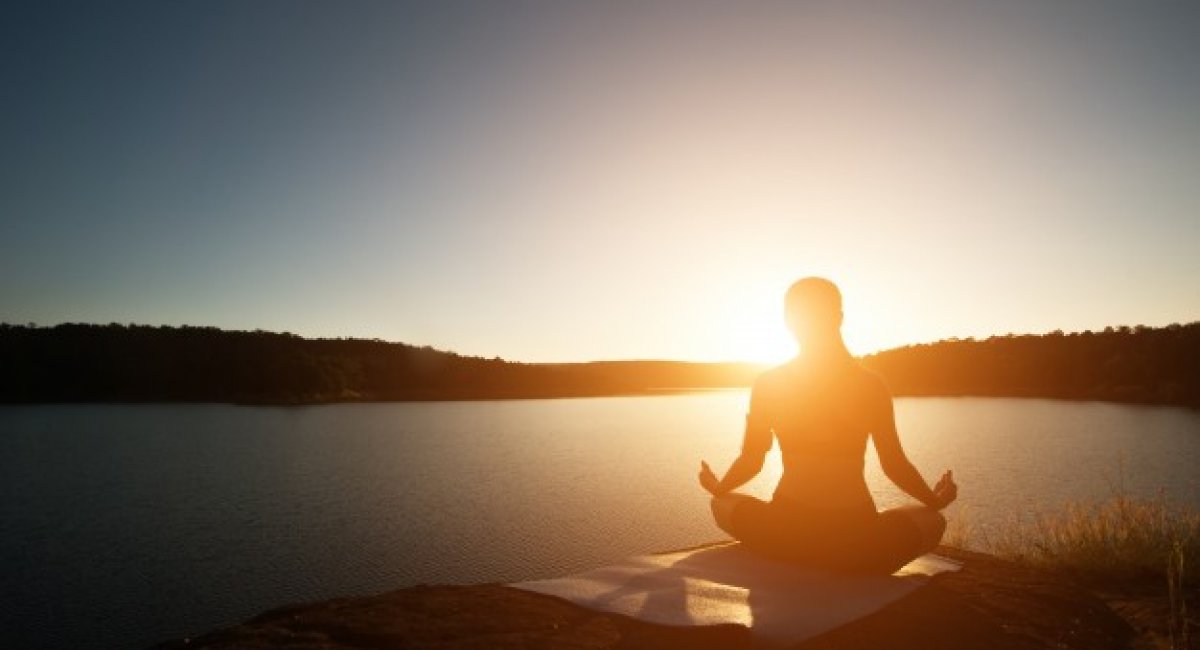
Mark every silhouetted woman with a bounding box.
[699,277,957,574]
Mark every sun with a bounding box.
[721,309,796,364]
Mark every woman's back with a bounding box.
[748,358,888,511]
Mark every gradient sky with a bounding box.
[2,1,1197,362]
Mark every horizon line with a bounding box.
[4,319,1196,366]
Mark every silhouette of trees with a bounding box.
[0,323,760,404]
[2,322,1197,407]
[861,323,1200,408]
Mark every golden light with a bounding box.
[720,307,796,364]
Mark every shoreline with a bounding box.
[3,391,1195,410]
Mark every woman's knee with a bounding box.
[886,504,947,551]
[913,507,947,550]
[709,492,755,536]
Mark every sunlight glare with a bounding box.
[722,308,796,364]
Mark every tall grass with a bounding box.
[978,491,1200,584]
[943,462,1198,647]
[952,491,1198,648]
[1168,541,1190,650]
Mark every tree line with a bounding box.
[0,323,760,404]
[860,322,1200,408]
[1,321,1197,408]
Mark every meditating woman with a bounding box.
[699,277,957,574]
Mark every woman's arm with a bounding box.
[872,393,957,509]
[700,380,773,495]
[699,451,766,496]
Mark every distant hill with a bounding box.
[0,323,762,404]
[861,322,1200,408]
[1,321,1197,407]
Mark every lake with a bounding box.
[2,395,1198,648]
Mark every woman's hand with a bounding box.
[933,470,957,509]
[698,460,722,496]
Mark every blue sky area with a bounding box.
[2,1,1198,361]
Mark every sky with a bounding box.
[2,1,1197,363]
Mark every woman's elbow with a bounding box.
[879,457,910,480]
[741,450,767,472]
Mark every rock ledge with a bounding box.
[155,548,1147,649]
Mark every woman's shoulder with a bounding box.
[848,360,886,384]
[753,359,804,390]
[753,358,890,399]
[748,362,800,407]
[848,362,893,401]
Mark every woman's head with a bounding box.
[784,277,843,346]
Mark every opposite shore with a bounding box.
[4,321,1199,409]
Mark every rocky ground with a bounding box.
[154,547,1196,649]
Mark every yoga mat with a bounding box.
[511,543,961,646]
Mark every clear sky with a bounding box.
[2,1,1197,362]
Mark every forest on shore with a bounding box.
[859,322,1200,408]
[1,321,1197,408]
[0,323,760,404]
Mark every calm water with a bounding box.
[2,395,1198,648]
